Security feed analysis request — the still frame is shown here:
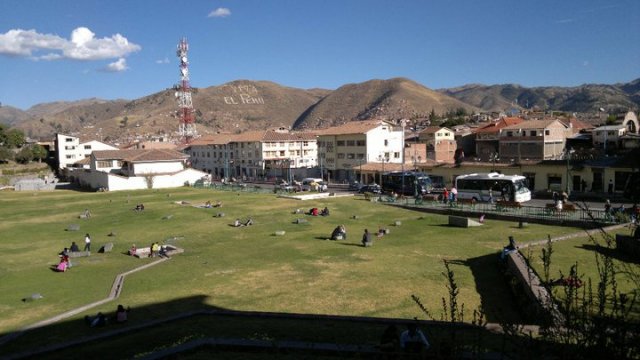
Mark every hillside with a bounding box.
[292,77,475,129]
[13,80,328,141]
[0,105,30,126]
[5,77,640,141]
[440,79,640,113]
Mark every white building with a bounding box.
[593,125,627,151]
[316,120,403,181]
[70,149,207,191]
[55,133,118,169]
[186,129,318,179]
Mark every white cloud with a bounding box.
[208,7,231,18]
[102,58,129,72]
[156,57,170,64]
[0,27,141,61]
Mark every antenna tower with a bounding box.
[175,37,197,142]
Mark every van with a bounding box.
[301,178,324,192]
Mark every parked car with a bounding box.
[349,181,364,191]
[301,178,324,191]
[358,184,382,194]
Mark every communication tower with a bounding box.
[175,37,197,142]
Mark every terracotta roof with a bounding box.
[502,119,565,130]
[561,117,595,131]
[92,149,188,162]
[187,134,235,146]
[475,117,525,134]
[316,120,395,136]
[419,126,452,134]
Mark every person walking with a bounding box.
[362,229,373,247]
[84,233,91,252]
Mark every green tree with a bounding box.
[14,146,33,164]
[5,129,26,148]
[0,146,13,162]
[30,144,48,163]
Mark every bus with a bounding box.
[454,173,531,203]
[381,171,433,196]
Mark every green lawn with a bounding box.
[0,187,591,354]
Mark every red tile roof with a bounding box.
[475,117,525,134]
[316,120,395,136]
[92,149,188,162]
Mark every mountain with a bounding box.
[0,105,30,127]
[5,77,639,141]
[292,77,475,129]
[440,79,640,113]
[13,80,328,141]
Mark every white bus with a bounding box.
[454,173,531,203]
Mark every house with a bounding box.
[316,120,403,182]
[70,149,207,191]
[474,117,524,160]
[499,119,568,161]
[417,126,456,163]
[55,133,118,170]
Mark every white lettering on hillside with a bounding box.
[222,84,265,105]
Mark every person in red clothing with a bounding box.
[442,188,449,204]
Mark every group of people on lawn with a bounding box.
[56,234,92,272]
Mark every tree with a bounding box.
[14,146,33,164]
[0,146,13,162]
[30,144,48,163]
[5,129,26,148]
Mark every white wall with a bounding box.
[72,168,208,191]
[133,161,184,175]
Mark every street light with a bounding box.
[565,147,575,195]
[490,152,499,172]
[377,154,387,188]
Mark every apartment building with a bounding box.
[474,117,524,160]
[185,129,318,179]
[54,133,118,170]
[499,119,568,160]
[316,120,403,181]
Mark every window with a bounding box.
[65,155,74,159]
[279,150,285,156]
[84,145,91,150]
[356,140,366,146]
[545,130,550,136]
[337,153,345,159]
[347,153,355,159]
[530,131,537,137]
[346,140,355,146]
[116,161,123,167]
[394,152,400,159]
[507,131,513,137]
[65,138,74,142]
[336,140,345,146]
[303,141,309,146]
[357,153,365,159]
[384,139,388,146]
[97,160,111,168]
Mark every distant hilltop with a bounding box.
[1,77,638,141]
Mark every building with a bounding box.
[417,126,456,163]
[592,125,626,151]
[316,120,403,182]
[55,133,118,170]
[70,148,207,191]
[185,129,318,180]
[499,119,568,161]
[474,117,524,160]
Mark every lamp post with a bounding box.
[565,147,575,196]
[377,154,387,188]
[490,152,499,172]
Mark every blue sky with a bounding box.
[1,0,639,110]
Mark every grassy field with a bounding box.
[0,187,620,355]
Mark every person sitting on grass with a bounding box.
[213,201,222,208]
[320,207,330,216]
[85,312,107,327]
[362,229,373,247]
[69,242,80,252]
[331,225,346,240]
[129,244,137,256]
[309,207,319,216]
[115,304,130,323]
[233,219,242,227]
[244,218,254,226]
[204,201,212,208]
